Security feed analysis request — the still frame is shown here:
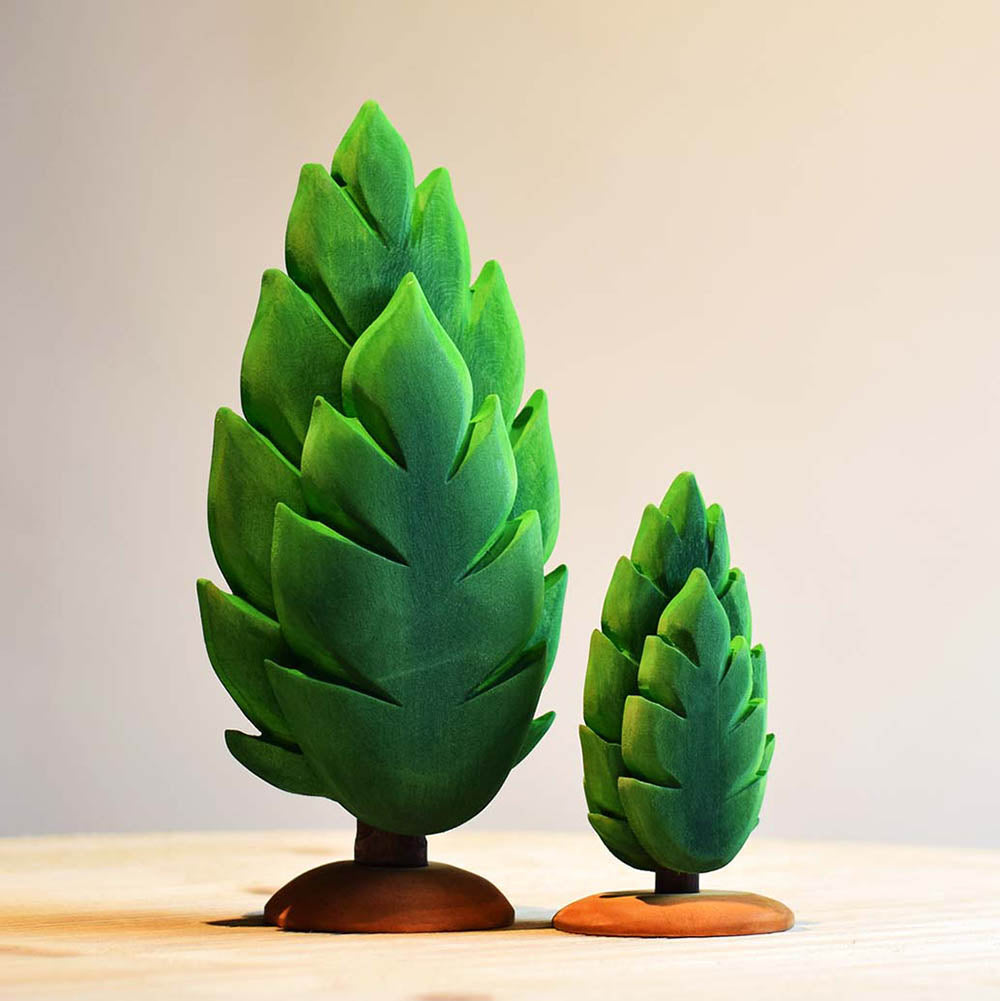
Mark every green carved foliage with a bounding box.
[200,102,565,830]
[206,408,306,616]
[196,580,293,745]
[241,269,350,466]
[272,278,543,701]
[619,572,773,872]
[237,99,557,559]
[581,473,773,873]
[201,273,566,833]
[265,276,550,833]
[285,99,494,398]
[509,389,559,560]
[225,730,325,798]
[630,473,728,596]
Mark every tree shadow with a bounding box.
[205,913,267,928]
[205,906,555,932]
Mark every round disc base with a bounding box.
[264,860,515,933]
[553,889,794,938]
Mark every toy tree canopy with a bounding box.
[197,102,565,852]
[581,472,773,876]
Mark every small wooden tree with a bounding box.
[556,473,792,937]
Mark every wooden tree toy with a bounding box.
[554,473,792,937]
[197,102,565,932]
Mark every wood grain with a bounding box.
[1,830,998,999]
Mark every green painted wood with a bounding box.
[206,408,307,616]
[719,568,752,645]
[600,558,665,662]
[277,100,557,555]
[241,269,351,466]
[580,725,627,818]
[271,279,544,708]
[580,473,774,873]
[266,639,548,835]
[581,630,638,744]
[224,730,326,798]
[196,580,294,745]
[509,389,560,561]
[514,711,556,766]
[534,565,568,682]
[751,645,768,701]
[199,103,563,833]
[586,812,657,871]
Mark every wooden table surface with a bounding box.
[1,829,998,1000]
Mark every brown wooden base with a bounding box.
[553,889,794,938]
[264,860,515,933]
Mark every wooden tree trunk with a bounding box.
[354,820,428,868]
[654,867,699,894]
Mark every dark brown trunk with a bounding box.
[654,867,699,894]
[354,820,427,868]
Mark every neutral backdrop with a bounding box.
[4,0,999,849]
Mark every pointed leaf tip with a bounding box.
[460,259,525,425]
[390,270,423,305]
[679,566,713,598]
[514,710,556,765]
[662,470,698,499]
[349,272,432,348]
[509,388,560,560]
[332,101,414,244]
[657,567,730,670]
[660,471,705,523]
[358,98,383,117]
[341,272,473,477]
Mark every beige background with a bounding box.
[4,0,998,848]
